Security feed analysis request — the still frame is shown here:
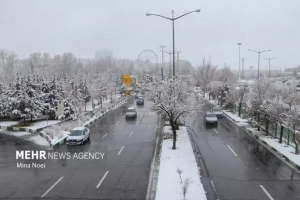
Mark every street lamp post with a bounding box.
[159,45,166,80]
[264,57,276,79]
[177,51,181,74]
[237,43,242,81]
[146,9,200,77]
[248,49,271,79]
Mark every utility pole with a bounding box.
[146,9,201,77]
[237,43,242,81]
[159,45,166,80]
[264,57,276,79]
[248,49,271,79]
[242,58,244,79]
[177,51,181,74]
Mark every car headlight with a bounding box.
[77,139,83,142]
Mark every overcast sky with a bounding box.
[0,0,299,71]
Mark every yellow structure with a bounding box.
[121,74,131,87]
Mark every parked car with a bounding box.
[212,107,223,117]
[126,107,137,120]
[136,97,144,105]
[66,127,90,145]
[204,112,218,125]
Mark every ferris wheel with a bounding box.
[136,49,159,75]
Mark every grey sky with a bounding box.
[0,0,299,71]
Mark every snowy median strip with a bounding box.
[155,126,207,200]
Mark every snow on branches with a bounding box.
[146,75,202,149]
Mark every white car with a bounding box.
[204,112,218,125]
[212,107,223,117]
[66,127,90,145]
[126,107,137,120]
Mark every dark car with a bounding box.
[126,107,137,120]
[136,97,144,105]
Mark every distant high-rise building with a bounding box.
[95,49,113,60]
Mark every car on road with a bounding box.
[136,97,144,105]
[126,107,137,120]
[297,84,300,92]
[204,112,218,125]
[212,107,223,117]
[66,127,90,145]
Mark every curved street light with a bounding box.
[146,9,201,77]
[248,49,271,79]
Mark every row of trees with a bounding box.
[0,71,118,121]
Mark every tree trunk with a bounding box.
[257,113,260,131]
[170,119,177,150]
[31,114,32,122]
[293,125,299,155]
[23,116,26,126]
[265,118,269,136]
[238,102,242,117]
[279,125,284,143]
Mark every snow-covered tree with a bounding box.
[146,75,202,149]
[195,58,217,90]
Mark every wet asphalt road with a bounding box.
[0,98,158,200]
[186,101,300,200]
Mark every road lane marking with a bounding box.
[88,147,94,152]
[122,115,125,118]
[41,176,64,197]
[213,128,218,134]
[115,121,120,125]
[101,133,108,139]
[129,132,133,138]
[136,121,140,126]
[227,145,238,157]
[96,171,109,189]
[117,146,124,155]
[141,114,143,118]
[209,180,220,199]
[260,185,274,200]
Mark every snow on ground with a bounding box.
[0,130,51,149]
[50,131,69,146]
[155,126,207,200]
[9,131,31,137]
[20,120,60,129]
[82,94,121,111]
[28,134,50,148]
[223,110,248,123]
[0,121,19,126]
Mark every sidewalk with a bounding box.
[155,126,207,200]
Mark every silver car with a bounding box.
[204,112,218,125]
[212,107,223,117]
[126,107,137,120]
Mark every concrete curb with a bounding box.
[50,96,131,148]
